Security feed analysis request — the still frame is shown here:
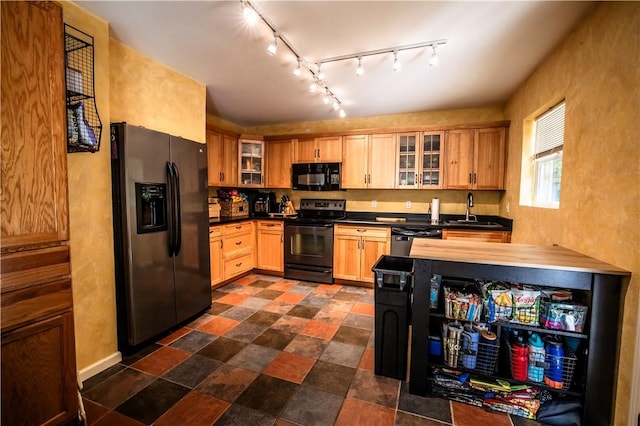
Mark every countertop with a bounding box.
[209,213,513,231]
[409,238,630,275]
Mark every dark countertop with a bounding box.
[210,212,513,231]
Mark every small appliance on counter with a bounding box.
[254,191,278,216]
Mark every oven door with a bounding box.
[284,221,335,283]
[284,222,334,268]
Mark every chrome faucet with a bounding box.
[465,192,477,222]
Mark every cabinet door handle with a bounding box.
[419,173,423,184]
[235,241,242,245]
[220,240,223,249]
[236,262,242,267]
[473,173,477,184]
[368,174,371,184]
[221,172,225,182]
[468,173,472,184]
[357,229,366,233]
[235,225,241,229]
[281,234,284,243]
[266,224,275,227]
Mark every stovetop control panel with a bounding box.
[299,199,346,212]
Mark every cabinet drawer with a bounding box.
[257,220,284,231]
[442,229,511,243]
[223,221,253,236]
[1,278,73,332]
[223,233,253,257]
[334,224,390,239]
[209,226,222,239]
[224,252,254,277]
[1,245,70,292]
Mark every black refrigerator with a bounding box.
[111,122,211,351]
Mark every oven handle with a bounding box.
[285,222,333,228]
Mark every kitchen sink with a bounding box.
[443,220,503,228]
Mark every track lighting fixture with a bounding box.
[429,44,439,67]
[393,51,401,72]
[309,80,318,93]
[339,108,346,118]
[332,100,339,111]
[355,57,364,76]
[267,33,278,56]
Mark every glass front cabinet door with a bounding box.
[396,132,444,188]
[239,139,264,187]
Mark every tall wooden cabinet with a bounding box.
[207,129,238,186]
[1,2,78,425]
[445,127,506,190]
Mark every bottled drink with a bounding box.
[544,339,564,389]
[511,334,528,381]
[528,333,545,382]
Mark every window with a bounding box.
[533,102,565,208]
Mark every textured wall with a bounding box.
[61,2,117,371]
[243,106,505,135]
[110,40,206,143]
[503,3,639,423]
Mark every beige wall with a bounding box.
[65,1,208,375]
[110,41,206,143]
[61,2,117,372]
[243,106,505,135]
[503,3,639,424]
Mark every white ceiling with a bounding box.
[76,1,595,127]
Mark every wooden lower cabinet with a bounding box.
[442,229,511,243]
[256,221,284,272]
[1,247,77,426]
[2,312,77,426]
[333,225,390,283]
[210,221,255,284]
[209,226,223,286]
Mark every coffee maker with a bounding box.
[254,192,277,216]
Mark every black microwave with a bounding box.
[291,162,341,191]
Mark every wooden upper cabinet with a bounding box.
[316,136,342,162]
[474,127,506,190]
[444,129,474,190]
[265,139,293,188]
[1,1,68,251]
[294,136,342,163]
[343,134,396,189]
[445,127,506,190]
[369,134,396,189]
[207,130,238,186]
[341,135,369,188]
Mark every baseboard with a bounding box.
[77,351,122,388]
[630,294,640,426]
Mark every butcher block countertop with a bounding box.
[410,239,630,276]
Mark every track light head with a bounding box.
[309,80,318,93]
[242,1,258,24]
[293,58,302,76]
[356,57,364,76]
[267,33,278,56]
[339,108,346,118]
[393,51,401,72]
[429,44,439,67]
[317,63,325,81]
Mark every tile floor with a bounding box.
[81,274,542,425]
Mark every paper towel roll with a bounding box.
[431,198,440,224]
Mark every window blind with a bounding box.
[534,102,565,159]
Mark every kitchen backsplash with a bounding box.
[208,187,503,216]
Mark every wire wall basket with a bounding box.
[64,24,102,153]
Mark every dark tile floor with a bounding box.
[81,274,541,425]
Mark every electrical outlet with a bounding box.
[405,200,412,209]
[371,200,377,208]
[506,202,510,213]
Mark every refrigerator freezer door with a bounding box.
[170,136,211,323]
[123,125,176,345]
